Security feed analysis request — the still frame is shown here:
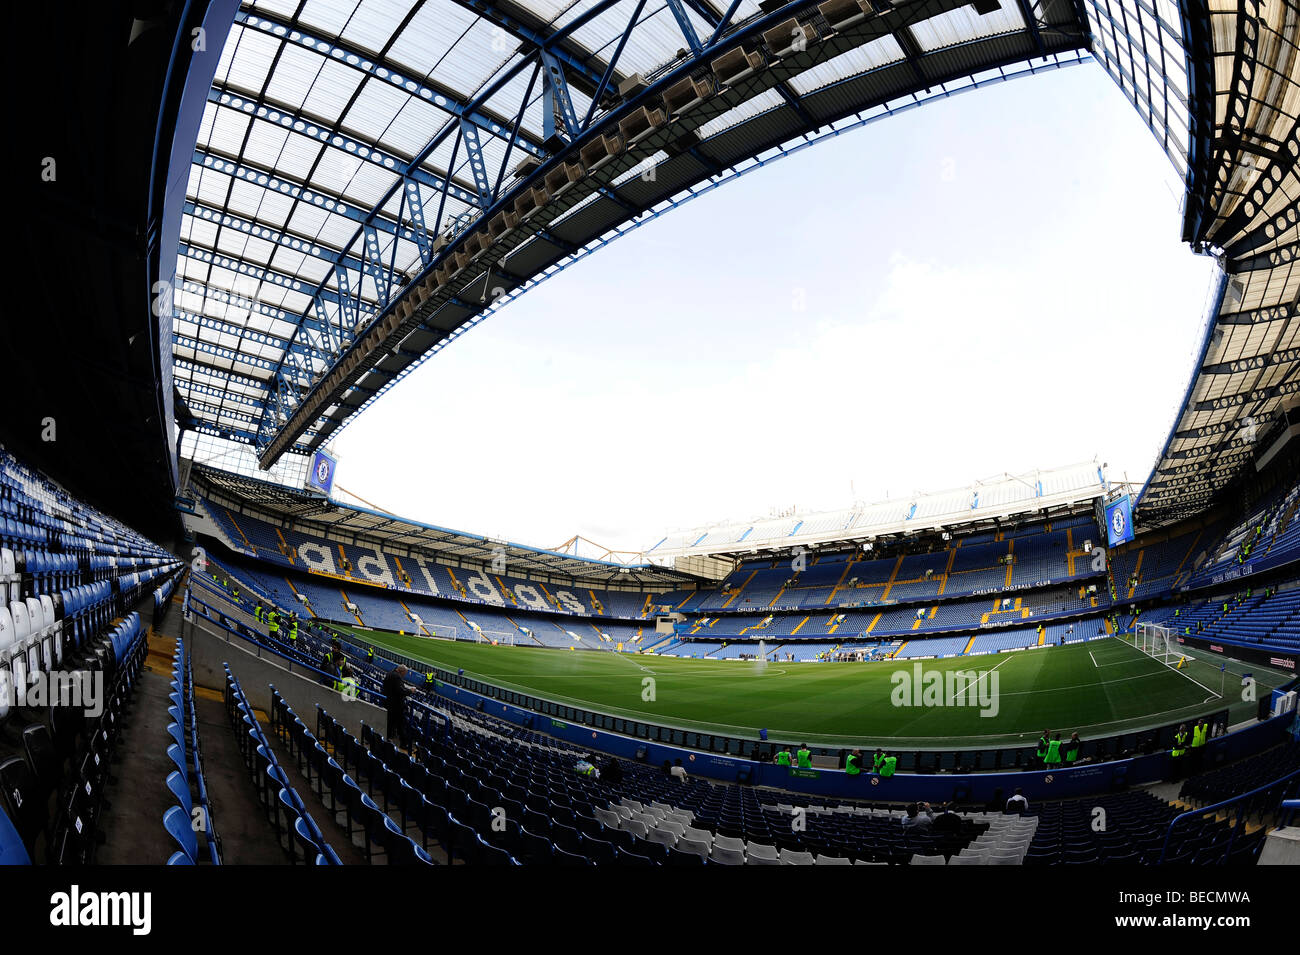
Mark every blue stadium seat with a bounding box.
[163,804,198,864]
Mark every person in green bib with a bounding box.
[1063,732,1082,765]
[1044,733,1063,769]
[254,601,262,622]
[366,646,375,664]
[796,744,812,768]
[1169,723,1189,780]
[1189,718,1209,772]
[844,749,862,776]
[334,661,354,695]
[879,753,897,777]
[268,610,280,641]
[775,748,792,767]
[872,749,885,773]
[425,670,435,691]
[1036,730,1050,769]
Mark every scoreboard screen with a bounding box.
[1104,494,1135,547]
[305,449,338,497]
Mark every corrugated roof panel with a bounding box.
[910,3,1025,53]
[788,33,906,96]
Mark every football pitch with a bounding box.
[337,628,1292,748]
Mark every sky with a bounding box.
[328,61,1221,555]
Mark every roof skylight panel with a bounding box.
[433,19,516,100]
[216,228,279,269]
[275,249,336,290]
[380,95,455,158]
[595,7,687,78]
[339,157,402,206]
[342,74,415,142]
[240,117,296,172]
[248,0,303,18]
[281,200,335,242]
[228,178,298,227]
[301,56,368,117]
[224,26,284,92]
[385,1,484,78]
[311,211,367,251]
[264,42,334,108]
[192,167,234,208]
[205,104,255,157]
[257,126,325,183]
[523,0,578,24]
[293,0,361,38]
[564,0,632,59]
[215,330,243,351]
[181,214,221,250]
[339,0,418,53]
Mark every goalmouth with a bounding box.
[475,628,517,647]
[1132,621,1185,666]
[1131,621,1226,700]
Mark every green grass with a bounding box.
[335,627,1292,748]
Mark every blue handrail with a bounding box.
[1158,766,1300,863]
[1281,798,1300,828]
[186,588,390,707]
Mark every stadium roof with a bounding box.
[172,0,1093,463]
[648,460,1108,558]
[190,462,700,586]
[1135,0,1298,527]
[166,0,1297,536]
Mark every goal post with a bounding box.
[1134,622,1183,667]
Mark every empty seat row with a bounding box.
[271,691,432,865]
[162,640,220,865]
[222,670,342,865]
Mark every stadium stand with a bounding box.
[1,447,184,865]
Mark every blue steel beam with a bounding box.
[493,62,544,198]
[183,200,379,278]
[192,149,440,254]
[175,278,341,372]
[174,309,291,354]
[665,0,705,54]
[582,0,648,129]
[206,85,482,207]
[173,309,328,371]
[234,8,548,157]
[458,118,496,204]
[178,241,370,311]
[174,359,273,397]
[447,0,613,91]
[181,378,267,410]
[707,0,745,46]
[1015,0,1046,57]
[540,49,582,141]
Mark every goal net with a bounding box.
[1133,622,1186,667]
[475,629,516,646]
[406,620,456,641]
